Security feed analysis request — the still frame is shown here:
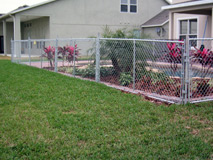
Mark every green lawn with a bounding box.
[0,60,212,159]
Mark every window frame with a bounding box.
[178,17,198,46]
[178,18,198,39]
[120,0,138,13]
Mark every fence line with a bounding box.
[11,37,212,104]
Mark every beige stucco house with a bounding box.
[0,0,170,55]
[162,0,213,40]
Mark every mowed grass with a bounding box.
[0,60,212,159]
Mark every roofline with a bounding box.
[162,0,213,10]
[165,0,172,4]
[0,0,56,20]
[141,20,169,28]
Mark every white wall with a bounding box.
[16,0,168,38]
[21,17,50,40]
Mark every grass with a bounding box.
[0,60,212,159]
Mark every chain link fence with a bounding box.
[11,37,212,104]
[189,38,213,103]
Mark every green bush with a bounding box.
[119,72,132,86]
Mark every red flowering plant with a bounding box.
[191,45,213,96]
[66,44,80,64]
[42,46,55,67]
[58,46,67,66]
[163,42,182,73]
[191,46,213,76]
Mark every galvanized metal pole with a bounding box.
[152,41,155,56]
[187,39,191,103]
[11,39,14,63]
[95,33,100,83]
[28,37,31,66]
[133,40,136,90]
[54,39,58,72]
[40,41,43,69]
[73,40,76,77]
[182,37,190,104]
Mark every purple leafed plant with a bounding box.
[66,44,80,64]
[42,46,55,67]
[191,46,213,96]
[163,42,182,73]
[58,45,80,66]
[191,46,213,76]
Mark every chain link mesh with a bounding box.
[189,38,213,102]
[11,38,213,104]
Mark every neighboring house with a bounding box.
[141,10,169,39]
[0,14,4,53]
[0,0,170,55]
[162,0,213,42]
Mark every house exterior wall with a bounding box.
[142,23,169,39]
[0,22,13,54]
[21,17,50,40]
[0,22,2,35]
[6,23,14,55]
[173,13,212,39]
[15,0,168,38]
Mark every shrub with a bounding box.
[119,72,132,86]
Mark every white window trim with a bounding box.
[177,17,199,40]
[120,0,138,14]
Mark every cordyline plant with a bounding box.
[58,45,80,66]
[191,46,213,77]
[42,46,55,68]
[163,42,182,73]
[42,45,80,68]
[66,45,79,64]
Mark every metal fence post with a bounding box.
[28,37,31,66]
[133,40,136,90]
[40,41,43,69]
[55,39,58,72]
[182,37,190,104]
[96,34,100,82]
[11,39,14,63]
[73,40,76,77]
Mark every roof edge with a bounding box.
[0,0,56,20]
[141,20,169,28]
[162,0,213,10]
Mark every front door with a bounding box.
[0,36,4,53]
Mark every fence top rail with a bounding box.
[189,38,213,40]
[12,38,185,44]
[100,38,184,43]
[12,38,97,43]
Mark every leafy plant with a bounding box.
[88,27,151,76]
[163,42,182,73]
[42,46,55,67]
[100,67,116,77]
[191,46,213,77]
[80,65,96,78]
[58,45,80,66]
[191,46,212,96]
[119,72,132,86]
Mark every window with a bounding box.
[121,0,128,12]
[179,19,197,46]
[121,0,137,13]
